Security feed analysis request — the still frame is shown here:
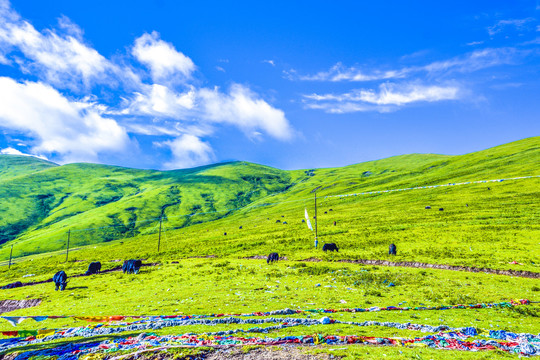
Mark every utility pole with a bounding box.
[8,244,13,269]
[65,230,70,262]
[314,190,318,248]
[157,216,162,252]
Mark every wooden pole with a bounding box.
[314,190,318,248]
[157,216,162,252]
[8,244,13,269]
[65,230,70,262]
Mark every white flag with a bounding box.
[304,208,313,231]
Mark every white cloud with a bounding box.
[466,41,484,46]
[0,9,117,90]
[132,31,195,83]
[0,146,48,160]
[161,134,215,169]
[0,77,130,163]
[303,82,460,113]
[422,48,521,73]
[215,66,225,72]
[291,48,524,82]
[119,83,294,141]
[487,18,536,36]
[198,84,293,140]
[297,62,407,82]
[263,59,275,66]
[121,83,196,119]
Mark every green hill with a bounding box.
[0,136,538,265]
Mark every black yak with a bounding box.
[267,252,279,264]
[389,243,397,255]
[322,243,338,252]
[85,261,101,275]
[425,206,431,209]
[122,259,142,274]
[53,271,67,291]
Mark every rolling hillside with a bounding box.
[0,136,538,263]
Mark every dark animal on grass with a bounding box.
[439,208,444,211]
[276,220,281,223]
[267,252,279,264]
[425,206,431,209]
[239,226,242,229]
[53,271,67,291]
[224,232,227,235]
[283,221,287,224]
[85,261,101,275]
[324,211,327,214]
[1,281,22,290]
[302,219,305,223]
[389,243,397,255]
[322,243,338,252]
[122,259,142,274]
[333,221,337,226]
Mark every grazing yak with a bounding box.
[389,243,397,255]
[425,206,431,209]
[122,259,142,274]
[1,281,23,290]
[85,261,101,275]
[267,252,279,264]
[53,271,67,291]
[322,243,338,252]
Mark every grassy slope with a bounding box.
[0,137,538,267]
[0,161,292,258]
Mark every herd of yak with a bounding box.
[2,244,398,291]
[1,259,143,291]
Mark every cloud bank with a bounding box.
[0,0,293,167]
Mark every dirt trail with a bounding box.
[296,258,540,279]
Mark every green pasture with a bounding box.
[0,136,538,262]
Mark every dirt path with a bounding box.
[297,258,540,279]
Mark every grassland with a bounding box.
[0,137,538,358]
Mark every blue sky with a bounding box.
[0,0,538,170]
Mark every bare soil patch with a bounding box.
[0,299,41,314]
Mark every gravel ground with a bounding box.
[101,345,337,360]
[206,346,333,359]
